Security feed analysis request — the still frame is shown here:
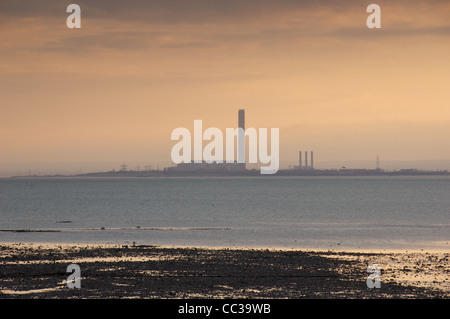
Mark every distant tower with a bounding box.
[310,151,314,170]
[238,109,245,131]
[305,151,308,167]
[299,151,302,169]
[376,155,380,170]
[238,109,245,168]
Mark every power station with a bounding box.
[295,150,314,170]
[168,109,247,173]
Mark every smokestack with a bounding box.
[299,151,302,168]
[311,151,314,169]
[238,109,245,165]
[238,109,245,131]
[305,151,308,167]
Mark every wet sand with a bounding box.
[0,243,448,299]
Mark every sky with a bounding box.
[1,0,450,176]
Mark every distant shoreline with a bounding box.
[6,168,450,179]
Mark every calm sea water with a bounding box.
[0,176,449,250]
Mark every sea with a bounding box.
[0,176,449,251]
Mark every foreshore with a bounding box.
[0,243,448,299]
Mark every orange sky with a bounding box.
[1,0,450,176]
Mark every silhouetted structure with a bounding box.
[238,109,245,169]
[168,109,247,173]
[295,151,314,170]
[299,151,302,168]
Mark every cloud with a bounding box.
[37,31,162,52]
[2,0,450,77]
[1,0,351,21]
[329,25,450,39]
[2,0,450,55]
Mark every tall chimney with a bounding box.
[310,151,314,169]
[238,109,245,165]
[299,151,302,168]
[305,151,308,167]
[238,109,245,131]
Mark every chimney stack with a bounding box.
[299,151,302,168]
[238,109,245,131]
[238,109,245,167]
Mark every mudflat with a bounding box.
[0,243,448,299]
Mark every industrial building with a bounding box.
[294,150,314,170]
[168,109,247,173]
